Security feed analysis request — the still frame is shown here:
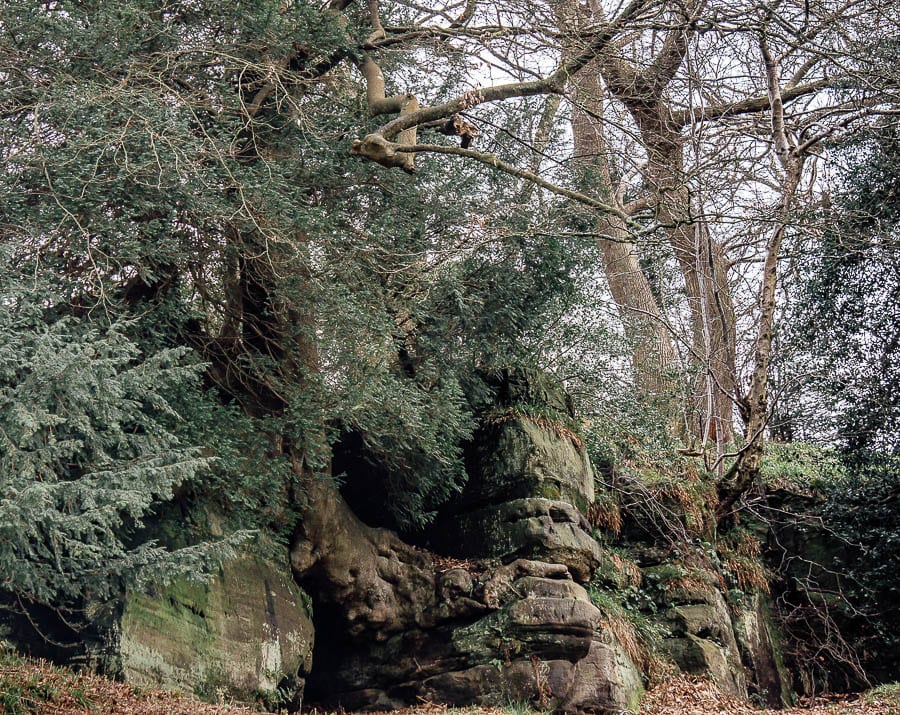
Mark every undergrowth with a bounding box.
[0,648,94,715]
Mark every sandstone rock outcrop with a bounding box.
[305,558,643,713]
[15,367,793,714]
[295,368,644,713]
[650,568,748,699]
[103,549,314,707]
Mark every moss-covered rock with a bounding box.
[107,550,313,708]
[464,418,594,512]
[442,572,644,713]
[446,367,594,514]
[309,561,643,714]
[731,593,793,708]
[664,633,746,696]
[641,562,749,699]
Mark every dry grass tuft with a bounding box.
[719,531,770,594]
[486,409,583,449]
[722,553,771,594]
[587,496,622,537]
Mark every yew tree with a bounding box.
[0,0,602,636]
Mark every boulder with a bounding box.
[437,570,644,713]
[416,638,643,715]
[654,580,748,698]
[107,551,314,707]
[664,634,745,697]
[558,637,645,714]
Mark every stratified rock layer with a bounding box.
[307,559,643,713]
[431,498,603,583]
[428,367,600,583]
[297,368,642,713]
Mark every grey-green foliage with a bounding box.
[0,275,210,610]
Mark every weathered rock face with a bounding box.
[306,559,643,713]
[464,419,595,512]
[295,368,643,713]
[2,366,800,713]
[426,367,599,583]
[635,552,793,707]
[461,368,594,514]
[294,367,799,712]
[732,593,792,708]
[429,498,603,583]
[103,551,314,707]
[766,488,845,597]
[763,488,872,693]
[642,567,748,699]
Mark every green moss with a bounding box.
[624,678,644,713]
[592,549,640,590]
[571,490,589,514]
[450,612,509,657]
[762,599,793,706]
[642,563,687,585]
[123,578,212,641]
[536,481,561,500]
[115,547,313,707]
[191,665,230,702]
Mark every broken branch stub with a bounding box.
[359,51,419,172]
[351,133,416,174]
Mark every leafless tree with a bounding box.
[318,0,897,516]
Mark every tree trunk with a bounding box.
[717,36,804,520]
[574,0,739,447]
[640,124,737,445]
[570,74,680,407]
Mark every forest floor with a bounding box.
[1,654,899,715]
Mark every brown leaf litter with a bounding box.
[2,656,899,715]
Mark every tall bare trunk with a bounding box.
[717,35,804,520]
[639,124,737,445]
[553,0,740,447]
[568,64,680,407]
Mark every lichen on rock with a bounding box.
[106,549,314,708]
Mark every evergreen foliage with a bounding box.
[822,453,900,682]
[788,121,900,452]
[0,0,898,698]
[782,107,900,683]
[0,268,211,617]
